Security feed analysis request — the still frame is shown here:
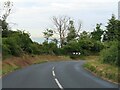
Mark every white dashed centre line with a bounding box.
[52,67,64,90]
[52,70,55,77]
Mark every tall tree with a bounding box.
[0,0,13,31]
[67,20,77,42]
[52,16,70,47]
[106,14,118,41]
[117,20,120,41]
[1,0,13,21]
[91,23,103,41]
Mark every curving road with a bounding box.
[2,60,118,88]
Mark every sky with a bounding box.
[0,0,119,43]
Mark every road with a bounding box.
[2,60,119,88]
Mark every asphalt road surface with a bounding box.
[2,60,119,88]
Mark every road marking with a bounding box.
[52,70,55,77]
[52,67,55,76]
[52,67,55,70]
[52,67,64,90]
[55,78,64,90]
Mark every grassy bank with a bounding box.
[84,59,119,84]
[2,55,71,76]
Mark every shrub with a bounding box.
[2,44,11,59]
[6,37,23,56]
[100,41,119,66]
[30,42,41,54]
[78,39,103,55]
[91,41,104,52]
[42,41,58,55]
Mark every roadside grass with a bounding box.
[2,64,20,75]
[79,55,99,60]
[69,55,99,60]
[2,55,71,76]
[84,59,119,84]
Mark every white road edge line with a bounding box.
[52,67,64,90]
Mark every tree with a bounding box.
[51,38,58,45]
[79,31,90,40]
[91,23,103,41]
[52,16,70,47]
[1,0,13,21]
[42,41,58,55]
[63,40,79,55]
[1,1,13,37]
[0,19,2,29]
[117,20,120,41]
[0,0,13,31]
[106,14,118,41]
[76,20,82,37]
[67,20,77,42]
[1,20,8,31]
[43,29,53,43]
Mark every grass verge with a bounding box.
[84,59,119,84]
[2,55,71,76]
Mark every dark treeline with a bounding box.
[1,14,120,67]
[1,1,120,67]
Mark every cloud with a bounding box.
[3,0,118,39]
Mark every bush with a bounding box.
[78,39,103,55]
[91,41,104,52]
[42,41,58,55]
[30,42,41,54]
[100,41,119,66]
[63,40,80,55]
[2,30,34,58]
[2,44,11,59]
[61,38,104,56]
[5,37,23,56]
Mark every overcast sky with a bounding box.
[1,0,119,43]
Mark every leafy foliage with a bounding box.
[98,15,119,66]
[106,15,119,41]
[42,41,58,55]
[2,14,119,68]
[67,20,77,42]
[100,41,119,66]
[2,30,33,58]
[91,23,103,41]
